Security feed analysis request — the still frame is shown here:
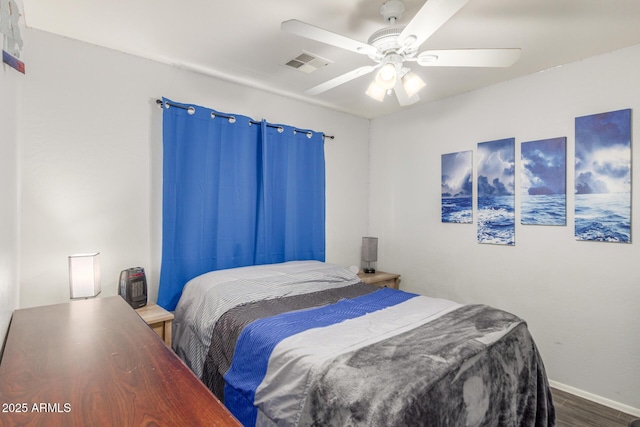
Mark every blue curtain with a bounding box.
[157,99,325,310]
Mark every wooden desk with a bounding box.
[0,296,240,427]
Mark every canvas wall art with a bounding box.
[441,150,473,223]
[477,138,515,245]
[575,109,631,242]
[520,137,567,225]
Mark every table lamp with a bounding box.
[69,252,101,299]
[361,237,378,274]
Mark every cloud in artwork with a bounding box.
[575,110,631,194]
[442,151,472,198]
[477,138,514,197]
[575,171,609,194]
[478,176,512,197]
[521,137,566,196]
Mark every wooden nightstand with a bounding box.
[357,270,401,289]
[135,303,174,347]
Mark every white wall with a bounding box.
[19,28,370,308]
[0,59,21,347]
[370,44,640,412]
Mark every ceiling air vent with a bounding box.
[285,51,332,74]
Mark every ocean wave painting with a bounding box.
[521,194,566,225]
[521,137,567,226]
[575,193,630,242]
[477,138,515,245]
[575,109,631,243]
[442,151,472,223]
[477,196,515,245]
[442,196,472,223]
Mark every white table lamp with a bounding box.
[69,252,101,299]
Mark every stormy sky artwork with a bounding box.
[520,137,566,225]
[575,108,631,242]
[441,150,473,223]
[477,138,515,245]
[477,138,515,198]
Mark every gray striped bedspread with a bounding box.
[172,261,555,426]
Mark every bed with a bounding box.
[173,261,555,426]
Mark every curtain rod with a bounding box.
[156,99,335,140]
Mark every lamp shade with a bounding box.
[69,252,101,299]
[402,71,426,98]
[361,237,378,262]
[365,81,386,102]
[375,63,397,90]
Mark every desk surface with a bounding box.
[0,296,239,426]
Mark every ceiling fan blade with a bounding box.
[394,79,420,107]
[282,19,377,56]
[305,65,377,96]
[399,0,470,50]
[417,49,521,67]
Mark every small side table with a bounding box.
[135,303,174,347]
[357,270,401,290]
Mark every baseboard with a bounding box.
[549,380,640,418]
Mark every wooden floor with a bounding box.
[552,387,638,427]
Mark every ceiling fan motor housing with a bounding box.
[368,26,406,55]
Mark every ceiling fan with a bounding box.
[281,0,521,106]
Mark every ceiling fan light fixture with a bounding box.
[402,71,426,98]
[375,63,397,90]
[366,81,386,102]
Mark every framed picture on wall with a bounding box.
[575,109,631,242]
[520,137,567,225]
[477,138,515,245]
[441,150,473,223]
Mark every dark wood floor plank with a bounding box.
[552,387,638,427]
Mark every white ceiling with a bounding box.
[21,0,640,119]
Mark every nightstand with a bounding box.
[135,303,174,347]
[357,270,401,289]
